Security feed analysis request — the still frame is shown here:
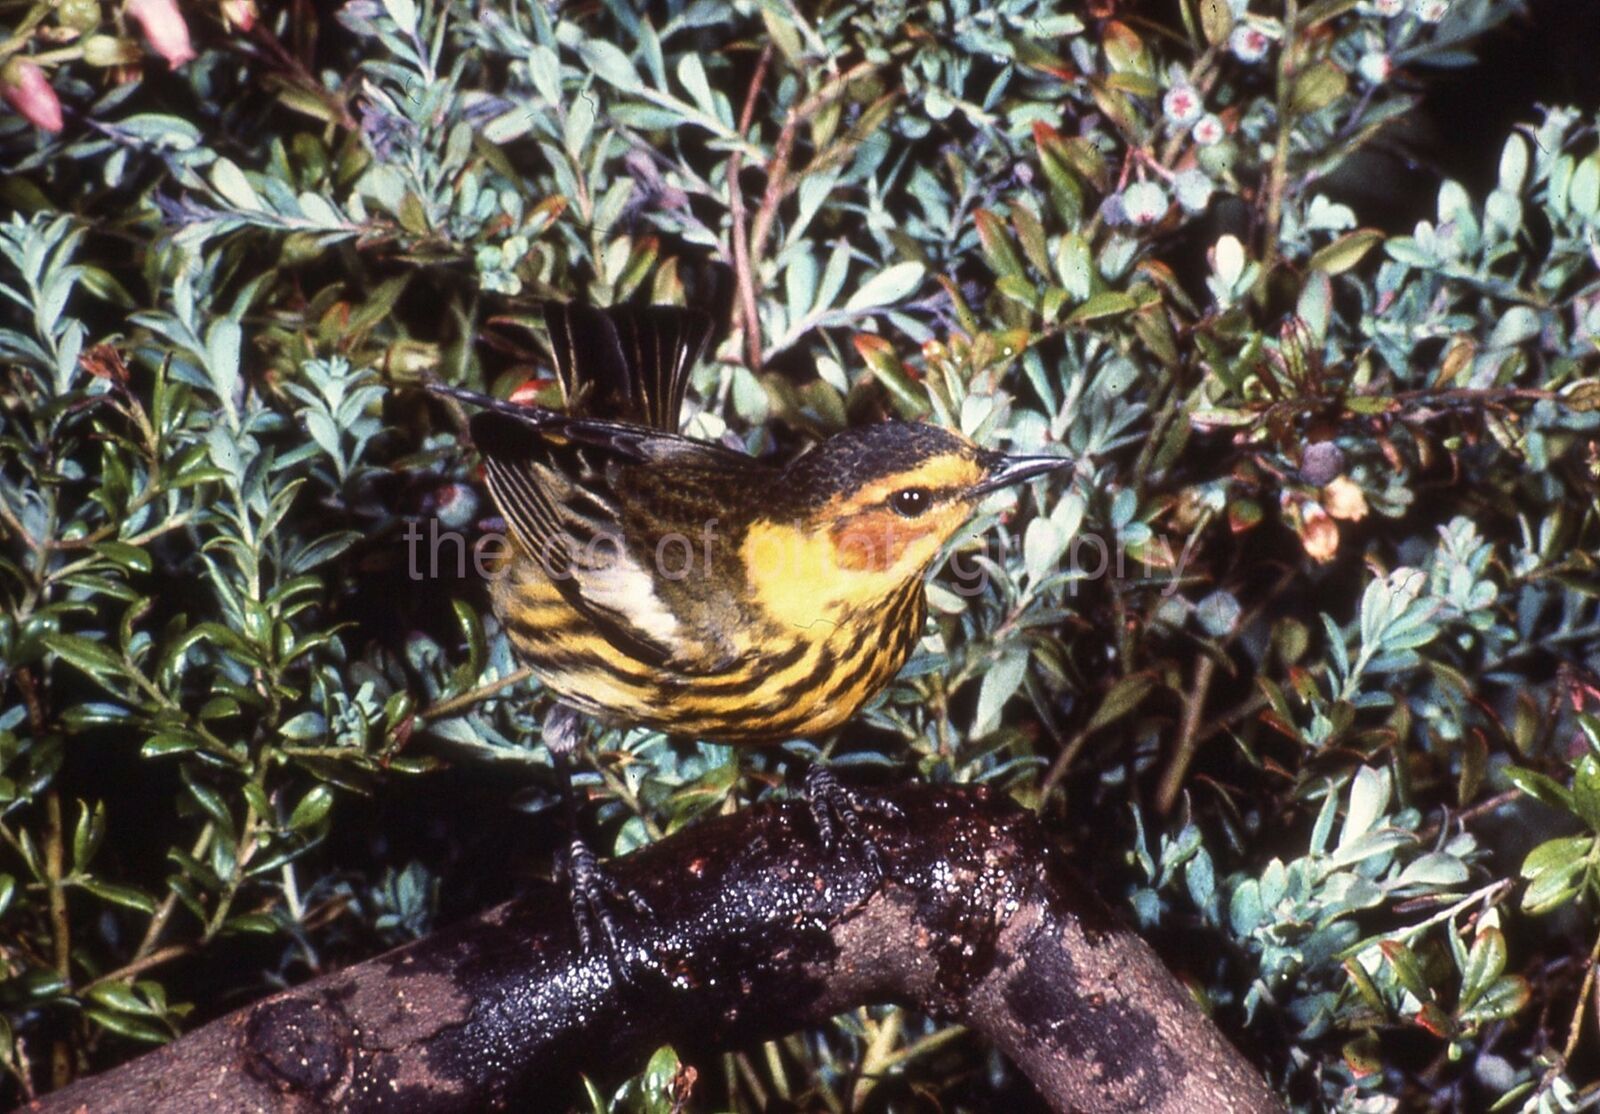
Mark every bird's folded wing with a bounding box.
[473,411,751,674]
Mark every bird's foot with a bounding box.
[542,704,655,976]
[801,766,901,880]
[561,835,655,974]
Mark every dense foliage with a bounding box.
[2,0,1598,1108]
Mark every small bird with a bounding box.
[436,302,1071,747]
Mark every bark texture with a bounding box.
[29,784,1283,1113]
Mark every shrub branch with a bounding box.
[26,786,1282,1114]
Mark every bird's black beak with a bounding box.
[969,450,1074,497]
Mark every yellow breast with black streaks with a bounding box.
[493,540,927,743]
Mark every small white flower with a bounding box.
[1174,169,1215,214]
[1229,24,1271,63]
[1191,113,1225,146]
[1121,181,1169,225]
[1415,0,1448,21]
[1371,0,1404,14]
[1358,51,1392,85]
[1162,85,1202,125]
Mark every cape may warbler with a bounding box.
[438,303,1070,745]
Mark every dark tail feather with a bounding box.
[425,381,553,423]
[544,302,713,431]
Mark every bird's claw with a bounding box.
[562,836,654,975]
[801,766,898,879]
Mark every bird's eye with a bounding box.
[890,488,931,518]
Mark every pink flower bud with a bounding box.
[2,59,64,133]
[220,0,256,32]
[1357,51,1392,85]
[125,0,196,69]
[1229,25,1271,63]
[1161,85,1202,126]
[1191,113,1225,147]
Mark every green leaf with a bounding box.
[72,799,105,871]
[1067,291,1137,324]
[1228,878,1263,935]
[1338,767,1389,850]
[975,209,1026,280]
[77,877,158,913]
[454,597,486,684]
[87,982,155,1016]
[1459,976,1530,1024]
[288,785,335,831]
[1504,767,1576,813]
[1289,60,1347,116]
[209,158,263,213]
[676,54,717,119]
[1519,835,1592,879]
[1379,939,1431,1002]
[1087,674,1155,733]
[1308,784,1339,855]
[1574,754,1600,831]
[1518,836,1591,914]
[973,650,1029,736]
[1101,21,1151,77]
[83,1007,170,1044]
[1199,0,1233,43]
[1023,517,1068,583]
[1459,927,1507,1008]
[996,275,1038,309]
[578,41,641,93]
[1394,852,1467,890]
[1342,958,1385,1012]
[112,113,201,150]
[93,541,153,574]
[1488,306,1541,349]
[1522,868,1586,915]
[1012,203,1050,276]
[42,633,129,684]
[380,0,416,32]
[843,262,924,314]
[279,712,328,741]
[1309,229,1381,274]
[1569,153,1599,220]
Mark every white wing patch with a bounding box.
[575,542,683,648]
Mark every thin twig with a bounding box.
[43,792,69,985]
[728,44,774,373]
[418,666,535,721]
[1414,790,1518,846]
[1157,651,1219,814]
[746,59,883,275]
[134,823,215,959]
[0,493,40,553]
[1037,722,1097,802]
[42,788,71,1092]
[1257,0,1298,293]
[1562,925,1600,1062]
[81,945,194,993]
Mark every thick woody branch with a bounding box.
[29,786,1282,1114]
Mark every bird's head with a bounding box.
[777,420,1072,586]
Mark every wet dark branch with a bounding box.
[28,785,1282,1113]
